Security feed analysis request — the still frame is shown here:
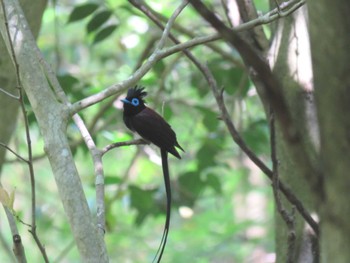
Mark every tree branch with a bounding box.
[70,0,189,115]
[189,0,301,143]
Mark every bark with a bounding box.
[308,1,350,262]
[0,1,108,261]
[268,5,319,263]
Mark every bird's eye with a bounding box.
[131,98,139,106]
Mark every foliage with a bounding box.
[0,0,275,262]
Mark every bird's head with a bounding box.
[121,86,147,116]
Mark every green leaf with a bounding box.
[68,3,99,23]
[86,10,112,33]
[93,25,118,44]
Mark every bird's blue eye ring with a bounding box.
[131,98,139,106]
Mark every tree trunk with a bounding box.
[308,1,350,262]
[268,5,318,262]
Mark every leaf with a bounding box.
[86,10,112,33]
[68,3,99,23]
[93,25,118,44]
[0,187,11,209]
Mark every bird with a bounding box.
[121,85,184,262]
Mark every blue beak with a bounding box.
[121,98,131,104]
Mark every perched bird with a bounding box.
[121,86,184,262]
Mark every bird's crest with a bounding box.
[127,86,148,100]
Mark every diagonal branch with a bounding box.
[190,0,299,143]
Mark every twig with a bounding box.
[270,111,296,262]
[0,87,19,99]
[1,1,48,261]
[0,142,28,163]
[3,205,27,263]
[72,113,106,235]
[101,139,149,156]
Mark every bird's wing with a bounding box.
[130,107,181,158]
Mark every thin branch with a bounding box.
[101,139,149,156]
[214,71,318,235]
[72,113,106,235]
[0,87,19,99]
[129,0,243,67]
[190,0,302,143]
[0,142,28,163]
[3,206,27,263]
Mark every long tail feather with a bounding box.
[152,149,171,263]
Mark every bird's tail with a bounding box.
[152,149,171,263]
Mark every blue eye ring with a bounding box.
[131,98,139,106]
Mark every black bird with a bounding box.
[121,86,184,262]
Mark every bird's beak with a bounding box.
[121,98,131,104]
